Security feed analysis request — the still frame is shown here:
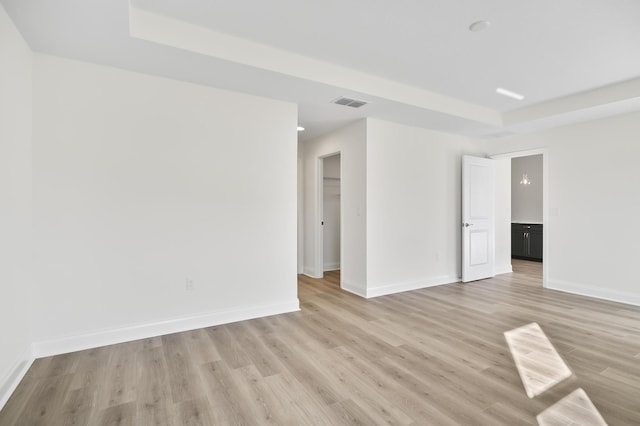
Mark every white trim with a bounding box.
[316,156,324,278]
[297,154,305,275]
[341,280,367,298]
[303,267,322,279]
[495,265,514,275]
[32,299,300,358]
[546,279,640,307]
[490,149,546,160]
[323,262,340,271]
[366,275,460,298]
[0,357,34,411]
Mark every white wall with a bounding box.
[486,112,640,306]
[511,154,543,223]
[31,54,299,355]
[323,154,341,178]
[366,119,481,297]
[301,121,367,294]
[0,4,33,408]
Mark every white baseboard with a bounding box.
[495,265,514,275]
[323,262,340,271]
[303,266,322,278]
[366,275,460,298]
[546,279,640,307]
[32,299,300,358]
[341,280,367,298]
[0,357,34,411]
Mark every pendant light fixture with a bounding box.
[520,173,531,185]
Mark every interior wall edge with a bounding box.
[302,268,322,279]
[341,281,367,298]
[0,357,34,412]
[323,262,340,271]
[495,266,514,275]
[0,2,34,413]
[365,274,460,299]
[546,279,640,307]
[31,299,300,358]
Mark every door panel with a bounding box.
[462,156,495,282]
[470,231,489,265]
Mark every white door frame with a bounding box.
[490,148,549,288]
[315,152,341,279]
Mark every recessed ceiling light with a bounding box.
[297,126,305,131]
[496,87,525,100]
[469,20,491,32]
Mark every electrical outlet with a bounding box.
[185,278,195,292]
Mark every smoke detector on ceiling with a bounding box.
[469,20,491,32]
[332,97,368,108]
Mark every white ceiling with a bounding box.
[3,0,640,141]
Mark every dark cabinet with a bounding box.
[511,223,542,261]
[511,226,525,258]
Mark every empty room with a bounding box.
[1,1,639,425]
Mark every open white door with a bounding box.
[462,155,495,282]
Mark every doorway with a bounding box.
[511,154,543,284]
[491,149,548,287]
[321,154,341,274]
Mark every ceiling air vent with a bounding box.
[332,97,368,108]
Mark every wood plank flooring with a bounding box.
[1,263,639,425]
[511,258,543,283]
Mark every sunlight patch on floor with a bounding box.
[504,322,572,398]
[537,388,607,426]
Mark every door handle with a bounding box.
[463,222,473,228]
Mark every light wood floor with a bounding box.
[511,258,543,283]
[1,264,639,425]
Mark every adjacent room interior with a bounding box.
[322,153,341,274]
[1,1,639,424]
[511,154,544,282]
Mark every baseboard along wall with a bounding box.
[0,357,34,412]
[31,299,300,358]
[546,279,640,307]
